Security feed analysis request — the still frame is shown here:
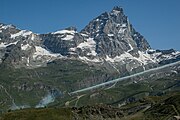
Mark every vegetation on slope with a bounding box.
[0,93,179,120]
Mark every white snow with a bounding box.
[106,53,133,62]
[21,44,31,50]
[148,50,179,62]
[61,35,74,40]
[81,33,88,37]
[27,57,30,66]
[31,34,35,40]
[52,29,75,40]
[0,41,18,48]
[172,51,180,55]
[69,47,76,52]
[148,49,156,52]
[105,55,115,62]
[133,34,137,37]
[77,38,97,56]
[121,24,126,27]
[0,43,6,48]
[77,38,96,48]
[116,24,120,27]
[87,51,97,56]
[118,28,126,34]
[105,51,155,65]
[108,34,114,37]
[11,30,32,38]
[33,46,61,59]
[96,33,99,37]
[96,19,99,21]
[79,56,100,63]
[138,51,155,64]
[1,25,14,29]
[52,30,76,34]
[127,43,133,52]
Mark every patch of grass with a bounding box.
[0,108,73,120]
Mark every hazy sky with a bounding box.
[1,0,180,50]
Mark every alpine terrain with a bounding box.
[0,6,179,120]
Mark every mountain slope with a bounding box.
[0,7,179,71]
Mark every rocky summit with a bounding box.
[0,6,180,113]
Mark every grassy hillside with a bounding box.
[0,59,112,112]
[0,93,179,120]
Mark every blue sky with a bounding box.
[1,0,180,50]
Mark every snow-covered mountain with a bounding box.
[0,6,180,112]
[0,6,179,74]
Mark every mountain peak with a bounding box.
[0,23,16,30]
[112,6,123,12]
[81,6,151,56]
[110,6,124,16]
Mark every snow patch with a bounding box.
[148,49,156,52]
[106,55,115,62]
[31,34,35,40]
[0,43,6,48]
[118,28,126,34]
[27,57,30,66]
[105,51,154,65]
[108,34,114,37]
[1,24,14,29]
[11,30,32,38]
[172,51,180,55]
[61,35,74,40]
[77,38,97,56]
[33,46,61,59]
[81,33,88,37]
[127,43,133,52]
[96,19,99,21]
[21,44,31,50]
[52,30,76,34]
[0,41,18,48]
[106,53,132,62]
[138,51,155,64]
[121,24,126,27]
[69,47,76,52]
[79,56,100,63]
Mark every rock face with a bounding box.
[81,6,150,57]
[0,6,179,73]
